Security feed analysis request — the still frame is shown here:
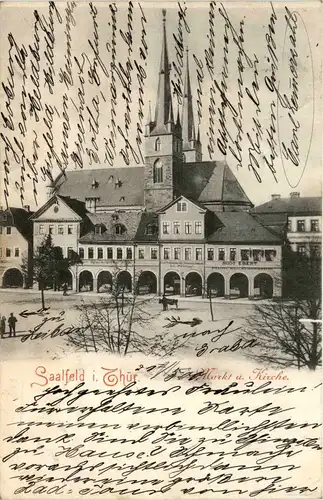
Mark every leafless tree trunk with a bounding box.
[242,301,321,370]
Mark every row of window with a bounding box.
[0,226,12,234]
[296,244,321,256]
[37,224,74,235]
[78,246,278,262]
[162,221,202,235]
[80,247,134,260]
[0,247,20,258]
[288,219,320,232]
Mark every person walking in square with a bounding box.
[0,316,6,338]
[8,313,17,337]
[162,294,168,311]
[62,283,68,296]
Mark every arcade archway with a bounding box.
[254,273,273,298]
[230,273,249,298]
[164,271,180,295]
[116,271,132,292]
[79,270,93,292]
[2,268,23,288]
[207,273,225,297]
[137,271,157,294]
[185,272,202,296]
[97,271,113,292]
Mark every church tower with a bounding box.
[182,49,202,163]
[144,10,182,212]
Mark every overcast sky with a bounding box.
[0,1,321,210]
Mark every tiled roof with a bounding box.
[79,211,143,243]
[56,167,145,208]
[252,197,322,215]
[252,212,288,226]
[182,161,252,206]
[55,161,252,211]
[207,212,282,244]
[0,207,33,240]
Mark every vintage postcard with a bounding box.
[0,1,322,498]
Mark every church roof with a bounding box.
[55,159,252,210]
[56,167,145,208]
[182,161,253,206]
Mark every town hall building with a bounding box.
[1,11,284,299]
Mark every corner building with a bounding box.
[32,11,282,299]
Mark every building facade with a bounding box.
[252,193,322,256]
[0,207,33,288]
[3,11,286,300]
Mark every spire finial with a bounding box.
[162,9,166,23]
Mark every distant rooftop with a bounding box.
[252,193,322,215]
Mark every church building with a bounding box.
[30,10,282,299]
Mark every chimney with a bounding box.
[290,192,300,198]
[23,205,30,212]
[271,194,281,200]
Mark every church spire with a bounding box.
[181,47,202,162]
[152,9,174,134]
[182,47,195,147]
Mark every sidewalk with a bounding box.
[0,288,270,305]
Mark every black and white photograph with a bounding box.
[0,1,322,498]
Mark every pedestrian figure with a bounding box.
[62,283,68,296]
[0,316,6,338]
[162,294,168,311]
[8,313,17,337]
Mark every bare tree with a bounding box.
[243,251,321,370]
[68,267,150,354]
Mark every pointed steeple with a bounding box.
[152,9,174,134]
[182,47,195,146]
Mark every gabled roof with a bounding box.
[0,207,33,240]
[30,195,85,221]
[157,195,206,214]
[207,212,282,244]
[55,167,145,208]
[252,196,322,215]
[182,161,252,207]
[79,211,143,244]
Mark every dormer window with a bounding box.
[91,179,99,189]
[115,223,126,235]
[153,159,163,183]
[115,179,122,188]
[145,223,158,236]
[155,138,161,151]
[95,224,103,235]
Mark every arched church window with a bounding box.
[155,138,161,151]
[153,159,163,183]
